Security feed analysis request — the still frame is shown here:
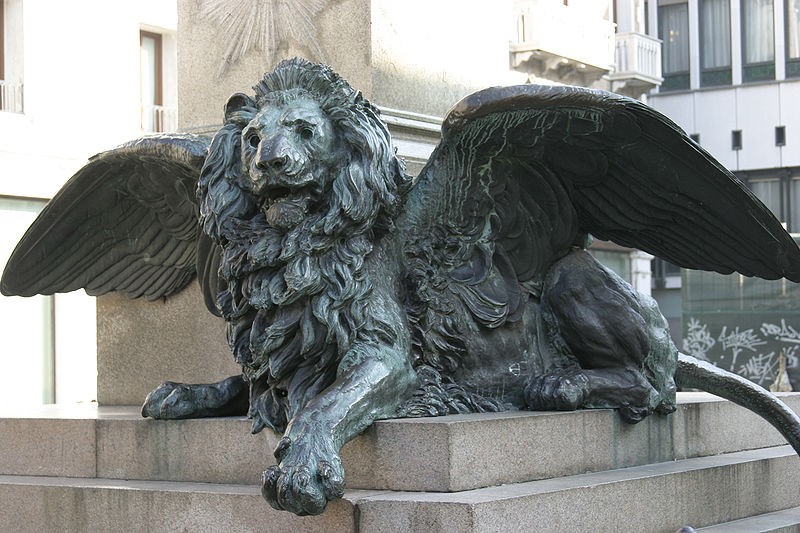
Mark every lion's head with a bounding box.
[196,59,410,433]
[198,58,409,242]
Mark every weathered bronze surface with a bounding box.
[4,59,800,516]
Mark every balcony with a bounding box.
[141,105,177,133]
[510,0,616,85]
[0,80,24,113]
[608,32,663,98]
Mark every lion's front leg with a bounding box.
[261,343,416,516]
[141,374,248,419]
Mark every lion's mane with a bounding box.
[197,59,409,433]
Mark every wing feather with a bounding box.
[1,134,211,300]
[404,84,800,287]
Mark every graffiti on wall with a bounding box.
[683,317,800,387]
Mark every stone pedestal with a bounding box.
[2,394,800,531]
[96,286,236,405]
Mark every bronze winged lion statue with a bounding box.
[4,58,800,516]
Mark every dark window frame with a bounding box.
[659,1,691,91]
[699,0,733,87]
[787,0,800,76]
[741,0,777,82]
[738,168,800,231]
[140,30,163,107]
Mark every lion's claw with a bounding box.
[260,433,345,516]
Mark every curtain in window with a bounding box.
[790,178,800,231]
[751,178,783,222]
[789,0,800,59]
[700,0,731,68]
[659,3,690,73]
[742,0,775,63]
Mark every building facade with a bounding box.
[647,0,800,386]
[0,0,178,405]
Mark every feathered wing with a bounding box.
[1,134,222,311]
[401,85,800,317]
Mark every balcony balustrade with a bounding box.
[0,80,24,113]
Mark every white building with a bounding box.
[648,0,799,222]
[0,0,177,405]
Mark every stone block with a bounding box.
[96,286,238,406]
[0,475,374,533]
[0,417,95,478]
[355,447,800,533]
[96,416,269,485]
[697,505,800,532]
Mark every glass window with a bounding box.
[790,177,800,231]
[750,177,783,222]
[788,0,800,76]
[140,31,163,132]
[659,2,690,90]
[0,197,54,405]
[699,0,732,85]
[590,250,631,282]
[742,0,776,81]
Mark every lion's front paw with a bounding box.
[141,376,247,419]
[261,433,345,516]
[141,381,197,419]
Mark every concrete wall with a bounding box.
[177,0,373,133]
[369,0,525,117]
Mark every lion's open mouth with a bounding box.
[261,182,325,230]
[266,186,293,202]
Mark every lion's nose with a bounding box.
[256,137,290,172]
[256,154,287,171]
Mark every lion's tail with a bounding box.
[676,352,800,456]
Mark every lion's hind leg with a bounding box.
[525,249,677,423]
[141,374,248,419]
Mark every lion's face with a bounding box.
[239,95,338,230]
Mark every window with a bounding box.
[699,0,732,85]
[739,170,800,233]
[0,197,54,405]
[750,177,782,218]
[590,250,631,281]
[0,196,97,405]
[1,2,4,81]
[659,2,690,90]
[742,0,776,81]
[791,176,800,231]
[732,129,743,150]
[1,0,23,113]
[788,0,800,76]
[140,31,163,132]
[776,125,786,146]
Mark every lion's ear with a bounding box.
[224,93,257,121]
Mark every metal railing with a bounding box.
[0,80,24,113]
[141,105,177,133]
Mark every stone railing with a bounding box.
[610,32,663,86]
[141,105,178,133]
[0,80,24,113]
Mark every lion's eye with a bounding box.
[247,134,260,148]
[298,126,314,141]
